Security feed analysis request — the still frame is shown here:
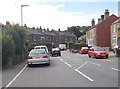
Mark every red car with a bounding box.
[88,47,108,59]
[79,47,89,54]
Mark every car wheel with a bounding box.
[28,64,31,67]
[59,53,61,56]
[94,55,97,59]
[88,54,91,58]
[106,56,108,58]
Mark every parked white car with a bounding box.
[34,45,49,53]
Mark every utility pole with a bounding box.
[21,5,29,26]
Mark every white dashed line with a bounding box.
[111,68,120,71]
[60,59,64,62]
[76,61,88,70]
[5,64,27,88]
[65,62,72,67]
[75,69,94,82]
[87,62,102,67]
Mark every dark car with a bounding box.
[51,48,61,56]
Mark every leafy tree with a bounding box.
[2,34,15,67]
[5,27,22,55]
[67,26,83,39]
[67,26,90,39]
[13,24,27,50]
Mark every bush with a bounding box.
[2,34,15,67]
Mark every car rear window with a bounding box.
[41,47,47,52]
[30,50,46,56]
[34,47,40,49]
[81,47,88,49]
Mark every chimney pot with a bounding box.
[91,19,95,26]
[98,18,101,23]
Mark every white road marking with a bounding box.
[65,62,72,67]
[76,61,88,70]
[111,68,120,71]
[75,69,94,82]
[60,59,63,62]
[87,62,102,67]
[57,57,60,58]
[5,64,27,88]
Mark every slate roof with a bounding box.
[112,17,120,24]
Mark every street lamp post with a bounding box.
[21,5,29,26]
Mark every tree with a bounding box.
[13,24,27,50]
[67,26,83,39]
[6,28,22,55]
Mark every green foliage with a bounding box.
[78,36,86,44]
[6,28,22,55]
[13,24,27,50]
[28,43,37,52]
[5,23,27,55]
[67,26,83,39]
[67,26,90,39]
[2,34,15,67]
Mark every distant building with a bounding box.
[86,9,118,48]
[26,27,77,46]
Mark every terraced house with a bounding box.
[111,17,120,49]
[26,27,77,46]
[86,9,118,49]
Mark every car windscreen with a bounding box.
[94,48,105,51]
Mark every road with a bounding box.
[2,50,119,88]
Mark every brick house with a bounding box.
[86,9,118,48]
[111,18,120,49]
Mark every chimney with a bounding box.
[104,9,109,20]
[101,15,104,22]
[91,19,95,26]
[47,28,49,32]
[98,18,101,23]
[39,26,42,32]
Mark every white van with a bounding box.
[34,45,49,53]
[59,44,67,51]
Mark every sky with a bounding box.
[0,0,119,31]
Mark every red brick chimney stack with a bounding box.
[104,9,109,20]
[101,15,104,22]
[98,18,101,23]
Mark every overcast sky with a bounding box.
[0,0,119,30]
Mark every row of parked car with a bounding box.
[79,46,109,59]
[27,45,62,67]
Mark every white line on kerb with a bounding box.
[75,69,94,82]
[76,61,88,70]
[111,68,120,71]
[60,59,63,62]
[5,64,27,88]
[65,62,72,67]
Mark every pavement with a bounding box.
[109,51,116,57]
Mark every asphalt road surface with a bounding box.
[2,50,119,88]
